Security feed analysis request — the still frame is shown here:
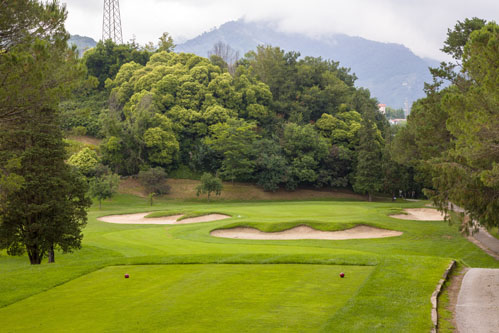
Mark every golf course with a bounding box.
[1,193,498,332]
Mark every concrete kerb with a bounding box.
[431,260,456,333]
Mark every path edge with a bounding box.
[431,260,456,333]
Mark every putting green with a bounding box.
[0,264,373,332]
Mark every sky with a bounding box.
[64,0,498,61]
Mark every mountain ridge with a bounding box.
[177,20,438,109]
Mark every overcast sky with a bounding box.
[64,0,498,61]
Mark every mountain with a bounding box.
[69,35,97,57]
[177,20,438,109]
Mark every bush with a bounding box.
[138,167,171,195]
[196,173,223,201]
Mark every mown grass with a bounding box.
[144,210,231,221]
[0,264,373,332]
[1,194,497,332]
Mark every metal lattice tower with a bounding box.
[102,0,123,44]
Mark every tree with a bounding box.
[67,147,100,176]
[157,32,175,52]
[384,107,405,120]
[196,173,223,201]
[353,111,384,201]
[0,0,91,264]
[0,108,91,264]
[243,46,356,122]
[427,22,499,231]
[83,39,151,89]
[282,123,329,189]
[208,41,239,75]
[429,17,486,86]
[0,1,83,122]
[138,167,171,205]
[0,0,67,52]
[89,173,119,209]
[204,119,260,183]
[254,138,287,192]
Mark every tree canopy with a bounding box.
[95,44,390,194]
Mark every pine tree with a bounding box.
[353,111,384,202]
[0,108,91,264]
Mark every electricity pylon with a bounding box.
[102,0,123,44]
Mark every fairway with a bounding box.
[0,264,373,332]
[1,196,499,331]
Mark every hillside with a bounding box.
[69,34,97,57]
[177,20,439,109]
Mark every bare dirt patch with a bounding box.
[210,225,403,240]
[117,178,366,201]
[67,135,102,146]
[118,178,147,198]
[98,212,230,225]
[390,208,445,221]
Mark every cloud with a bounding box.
[64,0,499,60]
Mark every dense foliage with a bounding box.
[89,43,391,194]
[393,18,499,230]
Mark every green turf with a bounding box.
[0,264,373,332]
[1,194,498,332]
[144,210,231,221]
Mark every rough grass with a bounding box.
[1,194,498,332]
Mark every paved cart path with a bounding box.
[456,268,499,333]
[474,227,499,255]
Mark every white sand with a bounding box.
[98,212,230,224]
[390,208,446,221]
[210,225,402,240]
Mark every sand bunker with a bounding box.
[211,225,402,240]
[390,208,445,221]
[98,212,230,225]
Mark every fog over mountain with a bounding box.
[177,20,439,109]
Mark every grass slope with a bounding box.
[1,194,498,331]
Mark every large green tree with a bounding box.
[243,46,356,123]
[0,0,91,264]
[428,22,499,231]
[0,108,91,264]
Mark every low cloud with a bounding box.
[65,0,499,60]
